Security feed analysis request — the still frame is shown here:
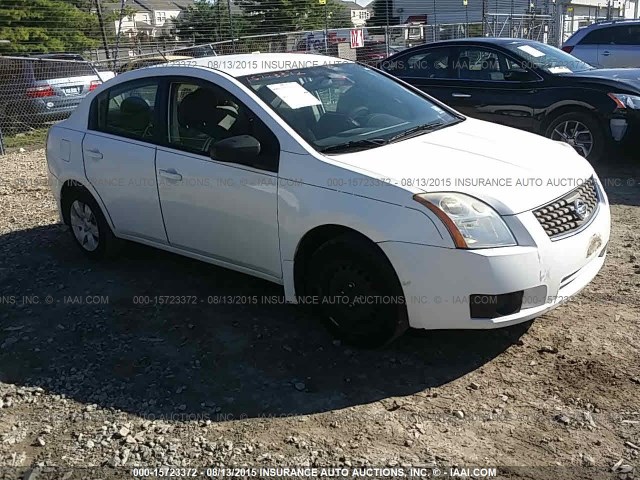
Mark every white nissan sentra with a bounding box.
[46,53,610,346]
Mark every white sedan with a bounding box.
[46,53,610,347]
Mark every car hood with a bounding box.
[563,68,640,91]
[330,118,595,215]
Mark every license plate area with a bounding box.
[63,86,81,95]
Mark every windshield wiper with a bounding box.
[388,121,445,143]
[319,138,388,154]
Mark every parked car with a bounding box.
[0,53,103,130]
[379,38,640,163]
[562,19,640,68]
[46,53,610,346]
[116,55,194,74]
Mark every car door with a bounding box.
[83,79,168,242]
[442,46,541,131]
[383,46,456,104]
[155,77,282,279]
[572,27,609,67]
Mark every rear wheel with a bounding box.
[545,111,605,164]
[64,188,121,259]
[305,234,408,348]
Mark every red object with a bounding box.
[26,85,55,98]
[561,45,574,54]
[406,15,428,24]
[89,80,101,91]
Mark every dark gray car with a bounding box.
[0,54,102,131]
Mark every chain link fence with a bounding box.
[0,12,603,153]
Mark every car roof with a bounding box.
[386,38,542,56]
[181,53,352,77]
[564,19,640,44]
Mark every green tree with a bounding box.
[0,0,99,53]
[306,0,352,30]
[367,0,398,26]
[238,0,350,34]
[174,0,246,43]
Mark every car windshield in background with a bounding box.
[504,41,594,74]
[240,62,460,153]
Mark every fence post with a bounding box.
[0,125,5,156]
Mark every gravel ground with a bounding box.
[0,149,639,478]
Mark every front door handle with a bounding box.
[85,148,103,159]
[452,93,472,98]
[601,51,611,56]
[158,169,183,181]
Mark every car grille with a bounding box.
[533,178,599,238]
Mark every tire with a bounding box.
[544,111,606,164]
[305,233,408,348]
[64,188,121,260]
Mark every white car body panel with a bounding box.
[46,53,611,331]
[155,145,282,278]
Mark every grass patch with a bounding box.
[2,127,49,151]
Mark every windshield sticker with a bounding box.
[517,45,545,58]
[267,82,322,109]
[548,66,572,74]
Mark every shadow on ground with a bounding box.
[0,224,529,422]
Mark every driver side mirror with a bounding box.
[209,135,261,166]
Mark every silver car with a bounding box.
[562,20,640,68]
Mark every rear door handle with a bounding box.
[158,169,183,181]
[85,148,103,159]
[601,51,611,56]
[452,93,472,98]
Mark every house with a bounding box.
[109,0,194,38]
[341,1,374,27]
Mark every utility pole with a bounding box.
[95,0,111,59]
[385,0,390,56]
[227,0,236,52]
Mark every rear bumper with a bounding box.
[379,184,611,330]
[6,97,84,124]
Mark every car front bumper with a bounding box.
[378,188,611,330]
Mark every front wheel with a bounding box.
[545,111,605,164]
[305,234,408,348]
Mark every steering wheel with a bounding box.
[347,106,370,127]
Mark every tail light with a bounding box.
[89,80,101,92]
[561,45,574,54]
[26,85,55,98]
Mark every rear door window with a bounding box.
[614,25,640,45]
[90,80,160,142]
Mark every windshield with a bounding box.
[240,62,460,153]
[503,41,594,74]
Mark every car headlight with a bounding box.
[608,93,640,109]
[413,192,517,249]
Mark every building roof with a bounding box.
[134,0,193,10]
[341,1,369,10]
[104,0,193,13]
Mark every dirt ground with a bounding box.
[0,149,638,478]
